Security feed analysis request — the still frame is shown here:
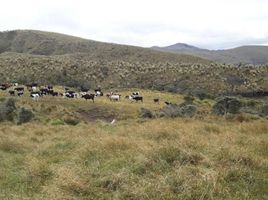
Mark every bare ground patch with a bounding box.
[77,106,118,123]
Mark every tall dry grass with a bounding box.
[0,89,267,199]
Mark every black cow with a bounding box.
[64,91,77,98]
[95,89,103,96]
[154,98,159,103]
[165,101,172,105]
[132,92,140,96]
[65,93,75,98]
[51,91,59,96]
[14,87,24,92]
[47,85,53,90]
[9,90,15,96]
[0,84,11,90]
[17,91,24,97]
[40,88,48,95]
[82,94,95,102]
[132,96,143,102]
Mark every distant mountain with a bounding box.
[152,43,268,64]
[153,43,200,51]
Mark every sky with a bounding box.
[1,0,268,49]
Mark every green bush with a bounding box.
[260,104,268,117]
[140,103,197,119]
[17,107,34,124]
[183,95,195,103]
[140,108,154,118]
[212,97,242,115]
[63,117,80,126]
[0,98,16,122]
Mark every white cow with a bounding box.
[31,93,40,101]
[109,94,121,101]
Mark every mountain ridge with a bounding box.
[152,43,268,64]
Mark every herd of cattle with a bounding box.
[0,83,161,103]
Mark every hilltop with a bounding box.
[0,30,208,63]
[0,30,267,95]
[153,43,268,64]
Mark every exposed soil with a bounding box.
[77,106,118,123]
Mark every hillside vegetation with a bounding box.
[0,30,267,95]
[0,89,267,199]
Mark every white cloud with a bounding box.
[0,0,268,49]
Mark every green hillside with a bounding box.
[0,30,267,94]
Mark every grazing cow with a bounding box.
[32,86,38,92]
[40,88,48,95]
[64,92,74,98]
[14,87,24,92]
[0,83,11,90]
[81,94,95,102]
[30,92,40,101]
[47,85,53,90]
[64,91,78,98]
[51,91,59,96]
[26,83,38,92]
[110,94,121,101]
[17,91,24,97]
[95,91,103,96]
[153,98,160,103]
[132,92,140,96]
[132,96,143,102]
[95,89,103,96]
[9,90,15,96]
[126,94,143,103]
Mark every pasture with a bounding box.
[0,88,267,200]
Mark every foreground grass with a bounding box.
[0,90,267,199]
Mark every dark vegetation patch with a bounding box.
[0,98,34,124]
[140,97,198,119]
[63,117,80,126]
[77,106,118,123]
[212,96,242,115]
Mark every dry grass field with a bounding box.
[0,89,267,200]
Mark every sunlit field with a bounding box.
[0,88,267,200]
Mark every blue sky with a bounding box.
[1,0,268,49]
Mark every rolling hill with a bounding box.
[152,43,268,64]
[0,30,267,95]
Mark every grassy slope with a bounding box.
[0,30,209,63]
[0,89,267,200]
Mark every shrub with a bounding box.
[260,104,268,117]
[179,105,197,117]
[160,104,181,118]
[155,104,197,118]
[17,107,34,124]
[212,97,242,115]
[140,108,154,118]
[63,117,80,125]
[183,95,195,103]
[0,98,16,122]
